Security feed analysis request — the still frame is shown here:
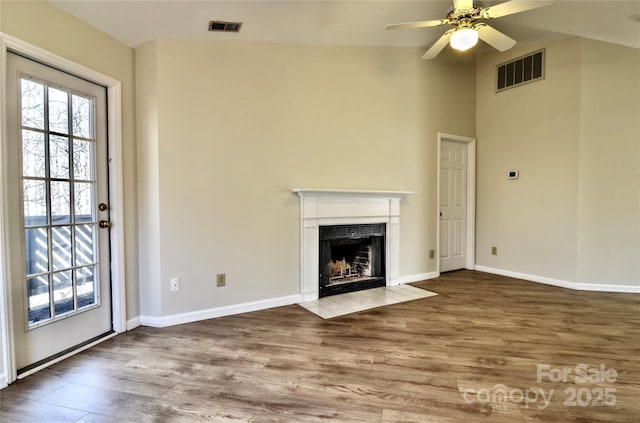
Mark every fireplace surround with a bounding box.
[293,189,412,301]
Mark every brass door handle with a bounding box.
[99,220,112,228]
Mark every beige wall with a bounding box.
[137,39,475,316]
[577,39,640,286]
[0,0,3,382]
[476,38,581,282]
[135,41,161,317]
[0,1,140,317]
[476,37,640,288]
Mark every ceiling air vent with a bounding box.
[208,21,242,32]
[496,49,545,92]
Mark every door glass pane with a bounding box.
[53,271,74,316]
[25,227,49,275]
[50,135,70,179]
[72,94,92,138]
[48,87,68,134]
[23,180,47,227]
[73,140,93,181]
[27,275,50,324]
[22,130,46,177]
[51,181,71,225]
[74,182,94,223]
[76,266,96,308]
[21,79,45,130]
[51,226,72,271]
[75,225,95,266]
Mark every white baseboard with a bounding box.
[475,265,640,293]
[126,316,141,331]
[395,272,440,285]
[139,294,303,328]
[0,373,7,390]
[574,282,640,293]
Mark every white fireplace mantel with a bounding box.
[293,189,412,301]
[293,189,413,198]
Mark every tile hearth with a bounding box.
[298,284,438,319]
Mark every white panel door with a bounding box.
[440,140,467,272]
[6,53,113,373]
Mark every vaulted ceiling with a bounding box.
[51,0,640,53]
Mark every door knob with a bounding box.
[99,220,112,228]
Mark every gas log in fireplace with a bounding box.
[319,224,386,297]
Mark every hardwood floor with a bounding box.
[1,270,639,422]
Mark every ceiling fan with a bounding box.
[386,0,553,60]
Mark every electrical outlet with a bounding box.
[216,273,226,287]
[170,277,180,292]
[429,249,435,259]
[491,246,498,256]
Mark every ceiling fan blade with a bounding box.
[475,24,516,51]
[385,19,448,30]
[422,30,455,60]
[453,0,474,10]
[482,1,554,19]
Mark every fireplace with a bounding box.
[293,189,411,301]
[319,224,386,297]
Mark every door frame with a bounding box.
[0,34,127,386]
[436,132,476,274]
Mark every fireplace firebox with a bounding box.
[319,224,386,297]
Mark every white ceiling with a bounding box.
[50,0,640,52]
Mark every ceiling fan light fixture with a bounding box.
[450,27,479,51]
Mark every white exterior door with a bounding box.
[440,140,467,272]
[6,53,113,374]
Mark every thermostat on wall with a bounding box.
[507,170,519,180]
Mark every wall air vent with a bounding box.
[208,21,242,32]
[496,49,545,92]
